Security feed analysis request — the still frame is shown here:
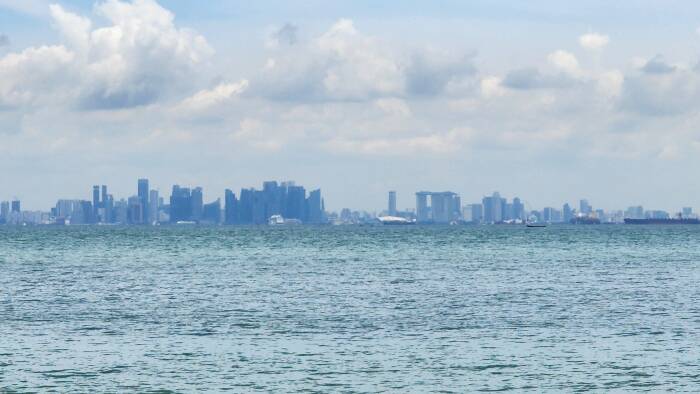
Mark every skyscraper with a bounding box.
[149,190,159,224]
[513,197,524,221]
[11,200,20,213]
[191,187,203,222]
[415,192,430,222]
[563,203,573,223]
[307,189,323,224]
[202,199,221,224]
[580,199,592,216]
[170,185,192,223]
[388,191,397,216]
[482,192,502,223]
[286,185,306,221]
[224,189,239,224]
[0,201,8,223]
[92,185,100,221]
[138,178,149,224]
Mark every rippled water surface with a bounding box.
[2,225,700,392]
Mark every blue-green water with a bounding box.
[2,225,700,392]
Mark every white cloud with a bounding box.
[480,76,505,98]
[0,0,213,110]
[179,80,249,112]
[579,32,610,50]
[547,50,580,76]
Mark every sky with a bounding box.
[2,0,700,212]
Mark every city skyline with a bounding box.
[1,177,696,225]
[4,1,700,211]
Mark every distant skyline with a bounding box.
[3,0,700,211]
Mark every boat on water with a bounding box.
[268,215,302,226]
[526,222,548,228]
[377,216,416,225]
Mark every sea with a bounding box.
[1,225,700,392]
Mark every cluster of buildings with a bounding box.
[370,191,696,225]
[0,179,325,226]
[2,183,697,226]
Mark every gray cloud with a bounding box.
[272,23,298,46]
[502,67,577,90]
[619,72,700,116]
[405,53,476,96]
[641,55,676,74]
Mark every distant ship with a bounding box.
[268,215,302,226]
[624,218,700,224]
[526,222,547,228]
[377,216,415,225]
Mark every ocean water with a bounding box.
[2,225,700,392]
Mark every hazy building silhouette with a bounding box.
[170,185,192,223]
[149,190,159,224]
[388,191,397,216]
[138,179,149,224]
[224,189,239,224]
[202,199,221,224]
[191,187,203,222]
[11,200,20,213]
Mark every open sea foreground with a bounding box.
[1,225,700,392]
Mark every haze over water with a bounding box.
[2,225,700,391]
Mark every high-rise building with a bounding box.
[682,207,693,218]
[307,189,323,224]
[202,199,221,224]
[138,179,149,224]
[563,203,573,223]
[11,200,20,213]
[0,201,9,223]
[416,192,430,222]
[92,185,100,220]
[388,191,397,216]
[286,186,306,221]
[625,206,644,219]
[224,189,238,224]
[190,187,203,222]
[149,190,159,224]
[482,192,502,223]
[580,199,592,216]
[170,185,192,223]
[415,191,460,223]
[512,197,524,221]
[127,196,143,224]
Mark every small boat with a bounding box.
[526,222,548,228]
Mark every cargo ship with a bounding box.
[624,218,700,224]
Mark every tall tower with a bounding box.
[92,185,100,222]
[149,190,159,224]
[138,178,149,224]
[388,191,397,216]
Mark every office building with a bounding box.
[580,199,592,216]
[169,185,192,223]
[0,201,8,222]
[388,191,397,216]
[224,189,238,224]
[149,190,159,224]
[415,191,460,223]
[202,199,221,224]
[191,187,203,222]
[138,179,149,224]
[11,200,20,213]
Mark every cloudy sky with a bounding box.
[2,0,700,212]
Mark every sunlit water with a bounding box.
[2,225,700,392]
